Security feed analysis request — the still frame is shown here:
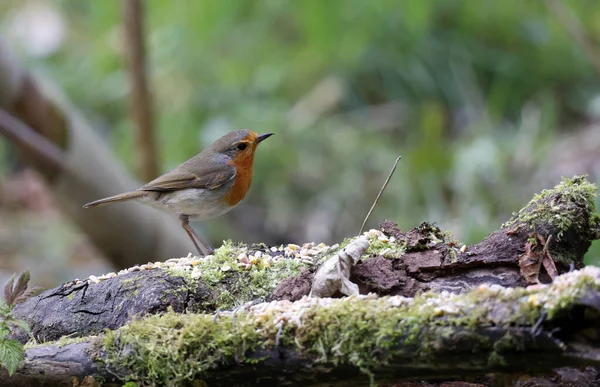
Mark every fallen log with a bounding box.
[5,175,600,385]
[13,176,599,342]
[7,267,600,386]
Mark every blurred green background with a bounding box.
[1,0,599,286]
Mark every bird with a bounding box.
[83,129,274,256]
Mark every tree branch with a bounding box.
[0,108,67,173]
[0,36,196,267]
[123,0,160,181]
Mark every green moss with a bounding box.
[488,332,517,367]
[120,276,144,299]
[448,248,458,263]
[216,289,235,307]
[100,267,600,385]
[167,240,305,310]
[502,175,597,240]
[365,236,406,258]
[243,258,303,299]
[102,311,263,385]
[192,240,243,286]
[487,351,507,367]
[121,277,140,286]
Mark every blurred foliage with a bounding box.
[1,0,600,263]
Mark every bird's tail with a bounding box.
[83,190,145,208]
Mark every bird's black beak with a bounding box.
[257,133,274,144]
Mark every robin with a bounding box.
[83,129,274,255]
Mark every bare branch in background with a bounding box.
[545,0,600,76]
[123,0,160,181]
[0,109,67,174]
[0,36,196,268]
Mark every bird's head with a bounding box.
[209,129,274,159]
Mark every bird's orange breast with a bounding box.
[224,153,255,206]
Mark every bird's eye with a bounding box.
[236,143,248,151]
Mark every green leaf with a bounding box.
[0,339,24,376]
[3,270,39,307]
[6,319,30,334]
[11,271,31,305]
[3,273,15,306]
[0,298,10,315]
[0,325,10,341]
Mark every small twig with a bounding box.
[123,0,160,181]
[359,156,402,235]
[540,234,559,280]
[532,310,548,336]
[542,234,553,254]
[0,108,67,172]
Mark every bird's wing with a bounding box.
[140,163,235,192]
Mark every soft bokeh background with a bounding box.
[1,0,600,287]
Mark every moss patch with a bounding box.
[501,175,599,265]
[503,175,597,239]
[100,267,600,386]
[167,241,305,310]
[365,234,406,258]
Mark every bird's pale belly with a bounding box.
[141,187,237,221]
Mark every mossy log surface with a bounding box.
[6,268,600,386]
[5,175,600,386]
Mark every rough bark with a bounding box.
[13,270,216,343]
[1,342,99,387]
[6,272,600,386]
[5,176,600,385]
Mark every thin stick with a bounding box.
[359,156,402,235]
[123,0,160,181]
[0,108,67,172]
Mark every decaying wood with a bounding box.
[6,175,600,385]
[13,270,214,343]
[6,268,600,386]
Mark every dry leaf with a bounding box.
[309,236,369,297]
[519,233,558,284]
[519,238,544,284]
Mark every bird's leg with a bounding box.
[179,215,214,256]
[187,225,215,255]
[182,223,204,256]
